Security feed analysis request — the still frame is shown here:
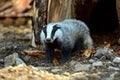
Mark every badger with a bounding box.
[40,19,94,63]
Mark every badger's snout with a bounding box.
[45,38,52,43]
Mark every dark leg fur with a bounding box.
[72,41,84,57]
[59,49,72,63]
[45,45,54,63]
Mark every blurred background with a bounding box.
[0,0,33,60]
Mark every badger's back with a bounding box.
[62,19,89,32]
[58,19,90,41]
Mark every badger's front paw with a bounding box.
[59,50,71,64]
[59,58,69,64]
[44,58,52,63]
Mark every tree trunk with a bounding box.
[116,0,120,25]
[32,0,120,47]
[31,0,73,48]
[31,0,48,47]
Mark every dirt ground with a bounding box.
[0,23,120,65]
[0,22,120,80]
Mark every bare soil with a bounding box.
[0,23,120,80]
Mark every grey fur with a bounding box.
[40,19,94,63]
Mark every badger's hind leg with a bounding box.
[59,49,72,63]
[83,34,94,49]
[72,41,84,56]
[73,41,84,52]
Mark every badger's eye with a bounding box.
[51,25,61,39]
[53,25,60,30]
[52,25,60,33]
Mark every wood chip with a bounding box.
[53,58,59,66]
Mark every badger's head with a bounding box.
[40,23,63,44]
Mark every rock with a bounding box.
[16,58,25,65]
[36,67,51,70]
[69,60,78,67]
[89,59,95,63]
[105,61,114,67]
[113,57,120,63]
[94,46,115,60]
[108,66,120,70]
[114,72,120,79]
[22,55,31,62]
[51,68,62,73]
[109,72,118,80]
[92,61,103,67]
[99,56,107,61]
[74,63,91,71]
[0,59,4,64]
[71,72,88,80]
[4,53,19,67]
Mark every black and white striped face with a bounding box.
[41,23,62,43]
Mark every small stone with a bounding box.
[0,59,4,64]
[63,72,70,76]
[74,63,91,71]
[51,68,62,73]
[89,59,95,63]
[23,55,31,62]
[71,72,88,80]
[1,46,6,51]
[94,47,115,60]
[69,60,78,67]
[99,56,106,61]
[37,67,51,70]
[108,66,120,70]
[109,72,118,80]
[114,72,120,78]
[4,53,19,67]
[92,61,103,67]
[16,58,25,65]
[113,57,120,63]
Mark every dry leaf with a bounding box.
[106,43,111,48]
[53,58,59,66]
[24,50,45,59]
[82,49,95,59]
[116,51,120,56]
[24,49,61,65]
[24,50,44,56]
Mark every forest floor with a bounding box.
[0,24,120,80]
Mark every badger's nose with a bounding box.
[45,38,51,43]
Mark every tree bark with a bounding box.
[31,0,48,47]
[116,0,120,25]
[31,0,72,48]
[32,0,120,47]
